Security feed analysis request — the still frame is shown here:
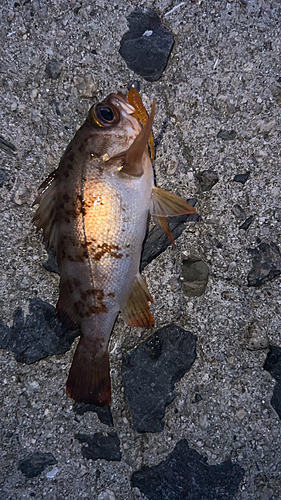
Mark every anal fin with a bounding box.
[121,272,154,328]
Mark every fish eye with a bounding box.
[100,106,114,122]
[90,103,119,127]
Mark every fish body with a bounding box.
[33,91,196,406]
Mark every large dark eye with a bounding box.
[90,103,119,127]
[99,106,114,122]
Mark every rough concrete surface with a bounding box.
[1,0,281,499]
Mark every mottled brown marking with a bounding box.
[81,288,105,301]
[91,243,123,261]
[63,193,70,202]
[67,253,86,263]
[73,300,83,317]
[66,153,74,161]
[107,292,115,298]
[86,303,108,315]
[64,171,70,178]
[73,277,82,287]
[67,163,73,170]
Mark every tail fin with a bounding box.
[66,338,111,406]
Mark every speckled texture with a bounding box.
[1,1,281,499]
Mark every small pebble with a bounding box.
[247,336,269,351]
[233,172,250,184]
[45,59,62,79]
[239,215,254,231]
[232,204,245,220]
[217,129,237,141]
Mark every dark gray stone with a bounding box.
[239,215,254,230]
[263,345,281,420]
[271,84,281,105]
[122,324,197,433]
[196,170,219,191]
[233,172,250,184]
[181,256,209,297]
[75,432,121,461]
[0,135,17,156]
[141,199,200,271]
[119,9,174,82]
[217,129,237,141]
[131,439,245,500]
[45,59,62,79]
[247,241,281,287]
[232,204,246,220]
[74,403,113,427]
[0,297,78,364]
[18,452,57,478]
[0,168,10,188]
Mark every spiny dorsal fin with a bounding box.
[121,272,154,328]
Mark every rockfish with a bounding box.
[33,88,196,406]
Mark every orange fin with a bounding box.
[150,187,197,217]
[157,216,175,245]
[66,338,111,406]
[120,100,155,177]
[121,272,154,328]
[128,87,155,163]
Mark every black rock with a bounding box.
[119,9,174,82]
[18,452,57,478]
[181,256,209,297]
[232,204,246,220]
[0,135,17,157]
[141,199,200,271]
[0,297,78,364]
[49,99,61,116]
[217,129,237,141]
[263,345,281,420]
[0,168,10,187]
[196,170,219,192]
[131,439,245,500]
[247,241,281,287]
[233,172,250,184]
[239,215,254,230]
[75,432,121,461]
[122,323,197,433]
[192,393,203,403]
[74,403,113,427]
[45,59,62,79]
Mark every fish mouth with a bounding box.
[106,92,136,116]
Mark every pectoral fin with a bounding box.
[121,272,154,328]
[151,187,197,217]
[150,187,197,244]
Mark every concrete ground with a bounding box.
[1,0,281,498]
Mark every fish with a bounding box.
[33,89,196,406]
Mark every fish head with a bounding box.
[86,92,142,158]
